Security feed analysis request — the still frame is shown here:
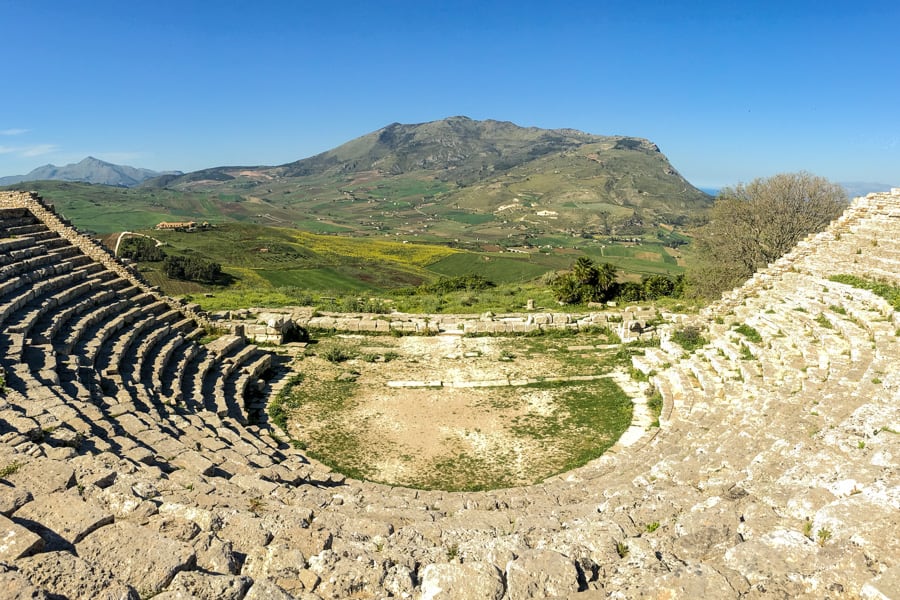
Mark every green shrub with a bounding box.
[119,236,165,262]
[671,327,707,352]
[0,460,22,478]
[322,347,356,363]
[647,390,663,426]
[815,314,833,329]
[164,254,223,284]
[733,323,762,343]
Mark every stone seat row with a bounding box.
[2,190,900,598]
[0,207,274,438]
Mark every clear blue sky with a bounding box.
[2,0,898,188]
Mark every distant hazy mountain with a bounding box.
[0,156,181,188]
[840,181,898,199]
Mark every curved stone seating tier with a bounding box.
[2,189,900,599]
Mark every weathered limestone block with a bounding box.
[274,525,333,558]
[16,550,139,600]
[14,488,113,547]
[76,521,197,594]
[218,512,274,554]
[418,562,505,600]
[243,578,297,600]
[862,565,900,600]
[0,412,42,440]
[340,516,394,542]
[723,529,818,587]
[171,450,216,476]
[672,501,743,561]
[505,550,580,600]
[192,531,240,575]
[0,513,44,560]
[95,480,157,519]
[149,516,202,542]
[242,541,307,589]
[4,457,75,495]
[307,549,387,599]
[358,319,379,332]
[0,485,32,517]
[167,571,252,600]
[150,591,201,600]
[258,312,287,329]
[229,473,279,495]
[381,565,415,598]
[617,562,740,599]
[0,564,51,600]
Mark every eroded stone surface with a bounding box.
[16,550,139,600]
[419,562,505,600]
[76,521,196,594]
[14,489,113,547]
[0,513,44,561]
[0,189,899,599]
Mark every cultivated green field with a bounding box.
[112,220,688,313]
[3,179,693,312]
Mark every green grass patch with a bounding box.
[254,268,376,292]
[733,323,762,343]
[442,211,496,225]
[829,274,900,311]
[815,314,834,329]
[671,326,708,352]
[267,373,305,431]
[509,379,632,471]
[427,253,550,283]
[280,332,636,491]
[647,390,663,426]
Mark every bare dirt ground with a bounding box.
[285,331,634,490]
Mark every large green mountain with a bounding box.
[144,116,711,245]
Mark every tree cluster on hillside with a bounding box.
[419,274,495,295]
[617,273,685,302]
[119,236,165,262]
[548,257,684,305]
[550,257,618,304]
[690,172,847,298]
[164,255,223,284]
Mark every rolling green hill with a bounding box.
[141,116,712,244]
[6,118,710,245]
[3,117,704,310]
[112,222,684,312]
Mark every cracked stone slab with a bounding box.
[14,489,113,547]
[16,550,139,600]
[0,513,44,561]
[76,520,196,594]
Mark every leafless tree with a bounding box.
[690,172,847,298]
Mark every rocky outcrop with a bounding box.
[0,189,899,598]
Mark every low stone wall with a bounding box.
[216,305,662,343]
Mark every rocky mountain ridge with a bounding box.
[143,116,711,241]
[0,156,181,188]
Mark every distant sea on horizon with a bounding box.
[698,187,719,196]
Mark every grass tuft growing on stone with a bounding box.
[829,274,900,311]
[0,460,23,478]
[733,323,762,343]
